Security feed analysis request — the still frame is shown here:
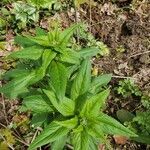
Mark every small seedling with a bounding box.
[117,79,142,98]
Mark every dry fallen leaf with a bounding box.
[99,144,105,150]
[113,135,128,145]
[92,66,98,76]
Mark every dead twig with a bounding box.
[112,75,136,80]
[15,137,29,146]
[129,50,150,58]
[11,130,29,146]
[67,143,73,150]
[0,81,9,125]
[131,104,143,112]
[0,122,7,128]
[31,129,39,143]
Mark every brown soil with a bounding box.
[82,0,150,90]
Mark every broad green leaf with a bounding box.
[26,35,50,47]
[1,86,28,99]
[58,48,81,64]
[30,50,56,84]
[28,12,39,22]
[71,59,91,100]
[14,35,36,47]
[29,121,69,150]
[73,125,84,133]
[73,126,100,150]
[81,89,110,117]
[89,74,112,94]
[59,97,75,116]
[9,46,43,60]
[43,90,75,116]
[117,109,135,123]
[42,49,56,69]
[49,61,67,100]
[43,89,59,110]
[55,116,78,129]
[48,27,60,47]
[35,27,47,36]
[87,124,112,149]
[87,124,105,141]
[51,136,67,150]
[79,47,100,59]
[59,24,80,47]
[28,0,51,7]
[131,134,150,144]
[4,69,30,80]
[16,13,27,23]
[88,136,98,150]
[72,128,91,150]
[0,72,35,99]
[13,1,38,23]
[74,93,89,112]
[30,68,45,85]
[67,65,79,78]
[95,113,137,137]
[47,31,54,44]
[31,113,49,128]
[23,95,53,113]
[76,124,99,150]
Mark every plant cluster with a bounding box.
[116,79,150,144]
[131,94,150,143]
[0,25,137,149]
[27,0,61,10]
[12,2,39,28]
[117,79,142,98]
[77,26,110,56]
[0,0,62,32]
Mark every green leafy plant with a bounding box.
[0,24,137,149]
[27,0,53,7]
[131,94,150,144]
[117,109,150,144]
[0,7,14,36]
[27,59,136,150]
[118,110,150,144]
[141,94,150,109]
[0,24,101,99]
[27,0,61,10]
[65,24,110,57]
[12,2,39,28]
[0,17,6,29]
[84,32,110,56]
[117,79,142,98]
[117,85,150,144]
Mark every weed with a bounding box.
[117,79,142,98]
[116,80,150,144]
[0,25,137,149]
[12,2,39,28]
